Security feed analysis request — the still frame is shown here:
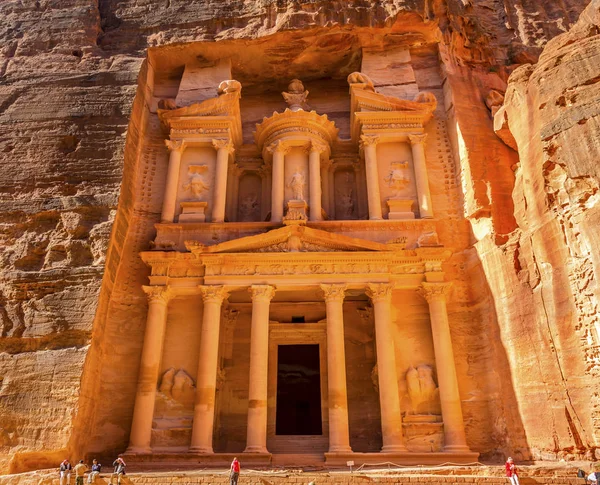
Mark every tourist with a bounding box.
[59,459,72,485]
[74,460,87,485]
[87,459,102,484]
[588,469,599,484]
[505,457,520,485]
[110,457,126,485]
[229,457,240,485]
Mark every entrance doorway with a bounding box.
[276,344,323,435]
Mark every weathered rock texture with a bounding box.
[0,0,598,474]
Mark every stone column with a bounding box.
[320,284,352,453]
[211,138,234,223]
[245,285,276,453]
[309,142,325,221]
[328,164,335,220]
[360,134,383,220]
[162,139,186,223]
[259,163,271,221]
[127,285,172,453]
[190,285,229,453]
[320,159,331,217]
[419,282,469,452]
[408,134,433,219]
[366,283,407,452]
[267,141,290,223]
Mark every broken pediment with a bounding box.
[185,225,394,255]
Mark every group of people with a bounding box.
[59,457,126,485]
[506,457,600,485]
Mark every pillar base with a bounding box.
[188,446,214,454]
[381,444,409,453]
[244,446,268,453]
[325,451,480,466]
[328,445,353,453]
[125,446,152,454]
[443,444,472,453]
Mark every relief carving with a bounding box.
[159,368,195,403]
[385,161,410,197]
[239,193,259,221]
[183,165,209,198]
[282,79,309,111]
[287,171,306,201]
[406,365,441,416]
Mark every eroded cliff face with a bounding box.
[0,0,597,473]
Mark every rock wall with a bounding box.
[0,0,598,474]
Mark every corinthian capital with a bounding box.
[212,138,235,154]
[199,285,229,304]
[408,134,427,146]
[365,283,393,303]
[249,285,276,302]
[165,139,186,152]
[418,282,452,302]
[310,140,328,154]
[266,140,291,155]
[320,284,347,303]
[143,285,172,305]
[359,134,380,149]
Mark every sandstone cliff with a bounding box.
[0,0,598,473]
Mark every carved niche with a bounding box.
[334,169,358,220]
[237,172,262,222]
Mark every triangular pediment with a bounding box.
[185,225,396,255]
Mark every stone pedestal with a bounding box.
[283,199,308,225]
[179,201,208,222]
[387,198,415,220]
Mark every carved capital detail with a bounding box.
[143,285,172,305]
[320,284,347,303]
[212,138,235,154]
[418,282,452,302]
[365,283,393,303]
[408,134,428,146]
[310,140,328,154]
[199,285,229,304]
[165,139,186,152]
[266,140,291,155]
[249,285,276,302]
[359,134,380,149]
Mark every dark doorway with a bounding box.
[276,344,322,435]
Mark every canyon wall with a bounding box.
[0,0,598,473]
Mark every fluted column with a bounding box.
[245,285,276,453]
[366,283,407,452]
[211,138,234,223]
[320,159,331,217]
[321,284,352,453]
[190,285,229,453]
[309,142,325,221]
[360,134,383,220]
[162,140,186,223]
[419,282,469,452]
[409,134,433,219]
[127,285,172,453]
[267,141,290,223]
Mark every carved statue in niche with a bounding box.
[239,193,259,221]
[182,165,209,198]
[159,367,196,403]
[406,365,440,415]
[337,188,355,219]
[287,171,306,201]
[282,79,310,111]
[385,161,410,197]
[334,171,357,219]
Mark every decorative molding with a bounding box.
[142,285,172,305]
[359,134,380,149]
[320,284,347,302]
[249,285,276,302]
[266,140,291,155]
[165,139,186,152]
[418,282,452,302]
[198,285,229,304]
[212,138,235,153]
[408,134,428,146]
[365,283,393,303]
[310,140,328,154]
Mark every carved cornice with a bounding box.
[212,138,235,153]
[365,283,393,303]
[142,285,172,305]
[408,134,428,146]
[249,285,276,302]
[418,282,452,303]
[320,284,347,302]
[199,285,229,304]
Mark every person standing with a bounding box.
[505,457,520,485]
[587,469,599,484]
[74,460,87,485]
[229,457,240,485]
[87,459,102,484]
[110,457,126,485]
[59,459,72,485]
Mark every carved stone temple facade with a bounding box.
[125,65,480,466]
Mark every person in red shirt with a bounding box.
[230,457,240,485]
[505,457,520,485]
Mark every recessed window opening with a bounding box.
[291,316,305,323]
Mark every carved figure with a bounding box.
[282,79,310,111]
[158,98,178,110]
[159,367,195,402]
[347,72,375,91]
[217,79,242,96]
[406,365,440,415]
[337,188,355,218]
[239,193,259,221]
[287,171,306,201]
[183,165,209,198]
[385,162,410,197]
[417,230,441,247]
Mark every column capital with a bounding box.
[212,138,235,154]
[320,284,347,303]
[165,139,186,152]
[310,140,328,154]
[142,285,172,305]
[365,283,393,303]
[359,134,380,149]
[249,284,276,302]
[199,285,229,304]
[266,140,291,155]
[408,133,428,146]
[418,282,452,303]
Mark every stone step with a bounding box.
[270,453,325,467]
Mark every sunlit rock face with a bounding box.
[0,0,598,474]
